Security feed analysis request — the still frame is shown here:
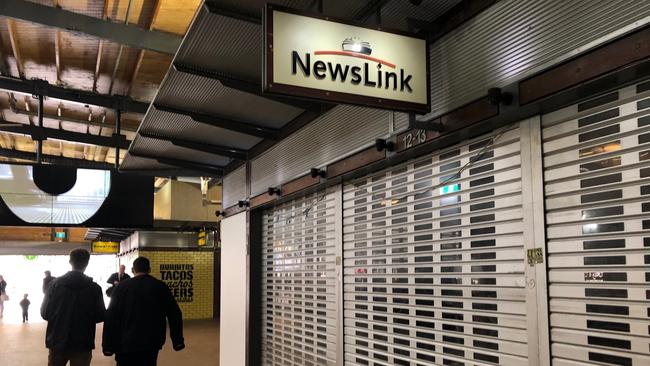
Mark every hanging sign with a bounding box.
[264,5,430,113]
[91,241,119,254]
[197,231,206,247]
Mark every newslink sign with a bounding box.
[264,5,430,114]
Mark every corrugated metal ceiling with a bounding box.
[155,69,303,129]
[175,10,262,82]
[140,107,262,150]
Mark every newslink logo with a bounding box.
[291,37,413,92]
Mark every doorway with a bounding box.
[0,254,115,324]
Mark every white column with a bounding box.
[220,212,248,366]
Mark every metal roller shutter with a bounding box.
[342,123,540,365]
[261,188,342,366]
[542,80,650,365]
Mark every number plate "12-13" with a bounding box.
[396,129,436,152]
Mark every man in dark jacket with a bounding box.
[106,265,130,297]
[43,270,56,294]
[41,249,105,366]
[103,256,184,366]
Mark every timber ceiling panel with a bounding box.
[0,0,201,169]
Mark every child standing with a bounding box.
[19,293,30,323]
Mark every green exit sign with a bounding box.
[55,231,66,239]
[439,184,460,195]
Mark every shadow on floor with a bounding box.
[0,318,219,366]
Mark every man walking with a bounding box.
[106,265,130,297]
[103,257,184,366]
[43,270,56,294]
[41,249,105,366]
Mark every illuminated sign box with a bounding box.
[91,241,119,254]
[439,184,460,195]
[264,5,430,114]
[198,231,206,247]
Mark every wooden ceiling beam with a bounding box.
[127,0,161,97]
[0,122,131,149]
[92,0,109,93]
[0,146,115,169]
[93,40,104,93]
[0,0,181,54]
[6,19,24,78]
[54,30,62,85]
[0,75,150,113]
[0,32,10,76]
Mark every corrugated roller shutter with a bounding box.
[223,166,246,208]
[425,0,650,118]
[261,188,342,365]
[542,79,650,365]
[251,106,404,196]
[342,125,532,365]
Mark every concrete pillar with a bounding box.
[220,212,248,366]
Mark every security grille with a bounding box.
[261,188,341,366]
[542,80,650,365]
[342,125,531,365]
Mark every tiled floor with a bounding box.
[0,318,220,366]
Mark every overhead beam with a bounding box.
[0,147,114,170]
[0,76,150,113]
[120,166,221,177]
[0,122,131,149]
[139,131,247,160]
[129,150,224,174]
[9,105,138,132]
[153,104,279,140]
[0,0,182,55]
[173,63,324,113]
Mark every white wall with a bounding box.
[219,212,247,366]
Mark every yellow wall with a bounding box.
[153,182,172,220]
[118,250,214,320]
[153,181,222,222]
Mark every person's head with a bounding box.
[132,257,151,276]
[44,270,51,277]
[69,248,91,272]
[118,264,126,274]
[23,293,28,299]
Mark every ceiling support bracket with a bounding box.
[115,109,122,169]
[36,94,44,164]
